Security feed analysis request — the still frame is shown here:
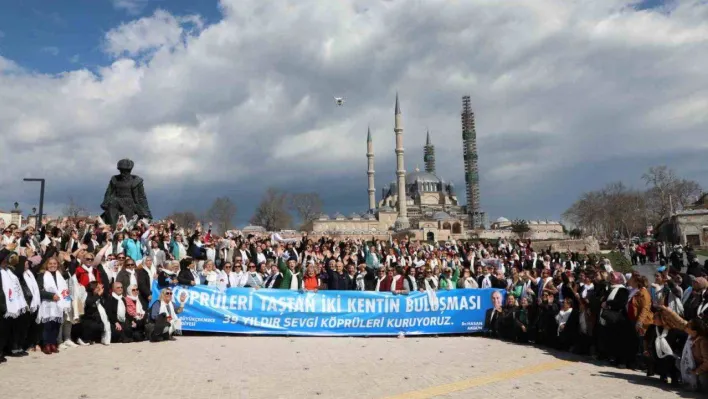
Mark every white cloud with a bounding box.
[103,9,203,58]
[111,0,149,15]
[2,0,708,218]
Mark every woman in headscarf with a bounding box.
[125,283,147,341]
[148,287,185,342]
[36,257,71,354]
[597,272,629,365]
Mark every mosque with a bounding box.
[311,95,565,242]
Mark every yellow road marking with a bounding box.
[383,360,571,399]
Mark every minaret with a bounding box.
[461,95,481,228]
[423,129,435,174]
[366,126,376,212]
[394,93,410,229]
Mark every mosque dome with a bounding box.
[406,170,443,185]
[432,211,453,221]
[495,217,510,223]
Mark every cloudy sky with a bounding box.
[0,0,706,226]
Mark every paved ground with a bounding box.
[631,253,706,281]
[1,335,703,399]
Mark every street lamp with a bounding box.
[23,178,45,231]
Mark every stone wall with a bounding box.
[476,230,567,240]
[529,237,601,253]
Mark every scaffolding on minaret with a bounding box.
[424,130,435,174]
[461,95,484,229]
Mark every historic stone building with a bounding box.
[313,94,472,241]
[311,95,566,242]
[655,193,708,247]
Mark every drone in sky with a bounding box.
[334,96,345,106]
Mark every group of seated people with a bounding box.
[483,258,708,393]
[0,242,185,362]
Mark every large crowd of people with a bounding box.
[1,215,707,393]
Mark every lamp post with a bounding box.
[23,178,45,230]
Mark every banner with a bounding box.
[151,283,504,336]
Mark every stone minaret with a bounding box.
[461,95,481,229]
[394,93,409,229]
[423,129,435,174]
[366,126,376,212]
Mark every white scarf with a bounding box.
[408,276,419,292]
[176,242,186,260]
[607,284,624,301]
[463,277,477,289]
[82,264,96,282]
[355,272,366,291]
[124,268,137,287]
[37,271,70,323]
[556,308,572,336]
[482,274,492,288]
[654,326,674,359]
[127,294,145,319]
[68,274,86,322]
[23,269,41,312]
[375,276,386,292]
[424,276,438,291]
[96,299,112,345]
[218,270,229,289]
[159,299,181,334]
[204,270,218,286]
[289,272,299,290]
[681,338,698,390]
[1,269,27,318]
[581,283,594,299]
[697,296,708,316]
[190,269,200,285]
[112,292,126,322]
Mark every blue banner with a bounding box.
[151,283,503,336]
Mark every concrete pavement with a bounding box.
[0,335,702,399]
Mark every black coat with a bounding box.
[177,268,196,286]
[83,293,105,324]
[263,273,283,289]
[104,294,130,325]
[136,267,151,303]
[484,308,502,337]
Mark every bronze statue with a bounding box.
[100,159,152,227]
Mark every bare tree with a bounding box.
[642,165,702,222]
[289,192,323,231]
[63,197,88,218]
[563,181,648,240]
[206,197,237,234]
[167,211,199,228]
[250,188,292,231]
